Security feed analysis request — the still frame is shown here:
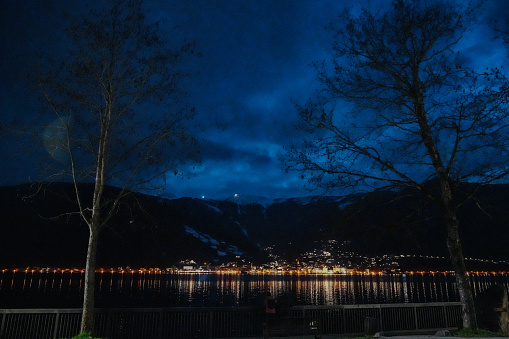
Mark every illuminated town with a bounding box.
[2,253,508,277]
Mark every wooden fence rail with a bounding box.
[0,302,462,338]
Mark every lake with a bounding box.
[1,270,508,308]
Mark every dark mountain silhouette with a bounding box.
[0,183,508,269]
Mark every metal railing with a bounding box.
[0,302,462,338]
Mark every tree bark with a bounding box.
[413,71,477,329]
[80,227,99,334]
[441,183,477,329]
[80,88,109,334]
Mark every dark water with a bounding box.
[1,270,508,308]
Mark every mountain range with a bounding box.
[1,182,508,271]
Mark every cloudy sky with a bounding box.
[1,0,508,200]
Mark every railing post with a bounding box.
[378,304,383,332]
[443,304,449,328]
[158,309,163,339]
[52,310,60,339]
[414,305,419,331]
[341,306,346,334]
[208,310,214,338]
[0,311,5,339]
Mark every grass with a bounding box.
[454,328,507,337]
[67,333,107,339]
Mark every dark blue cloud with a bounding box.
[145,0,349,198]
[1,0,507,199]
[139,0,352,198]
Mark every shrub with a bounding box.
[454,328,505,337]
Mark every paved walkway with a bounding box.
[377,338,499,339]
[223,328,506,338]
[224,337,502,339]
[225,335,504,338]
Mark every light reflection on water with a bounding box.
[0,270,508,308]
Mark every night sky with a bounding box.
[1,0,508,200]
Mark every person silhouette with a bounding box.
[264,291,276,315]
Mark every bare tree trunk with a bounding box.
[446,218,477,329]
[442,184,477,329]
[80,99,108,334]
[80,227,99,334]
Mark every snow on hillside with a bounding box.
[184,225,243,256]
[336,196,354,209]
[274,195,348,206]
[201,201,223,214]
[224,194,275,207]
[235,221,249,237]
[185,225,219,245]
[226,244,243,256]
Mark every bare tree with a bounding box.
[37,0,198,334]
[287,0,509,329]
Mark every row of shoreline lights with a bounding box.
[1,267,509,276]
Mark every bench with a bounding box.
[263,316,321,338]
